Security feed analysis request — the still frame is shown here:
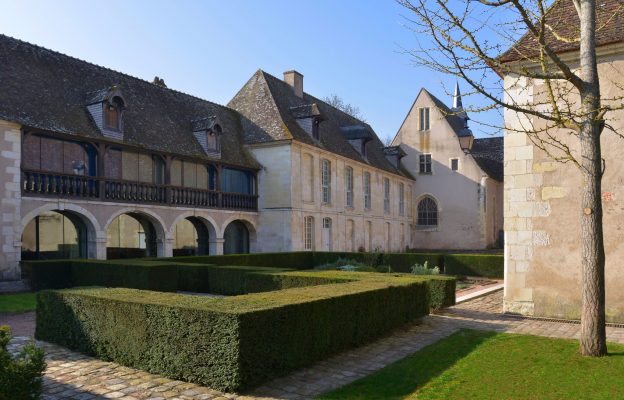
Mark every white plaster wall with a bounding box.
[393,90,501,250]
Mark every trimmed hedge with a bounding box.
[444,254,504,279]
[23,260,180,292]
[168,251,445,273]
[36,271,445,391]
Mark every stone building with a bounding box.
[0,35,262,280]
[229,70,415,252]
[0,35,416,280]
[502,0,624,321]
[392,85,504,250]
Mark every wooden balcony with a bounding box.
[21,169,258,211]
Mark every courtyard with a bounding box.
[6,290,624,399]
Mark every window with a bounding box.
[304,216,315,250]
[104,97,124,131]
[322,217,333,251]
[383,178,390,213]
[417,197,438,228]
[345,166,354,207]
[419,107,430,131]
[399,183,405,216]
[321,159,331,204]
[363,172,371,210]
[222,168,255,194]
[419,154,432,174]
[451,158,459,171]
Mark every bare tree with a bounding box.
[323,93,367,122]
[398,0,624,356]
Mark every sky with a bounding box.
[0,0,505,142]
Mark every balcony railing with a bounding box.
[21,169,258,211]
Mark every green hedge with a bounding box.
[36,271,445,391]
[169,251,445,273]
[444,254,504,279]
[23,260,180,292]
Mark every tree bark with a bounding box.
[578,0,607,357]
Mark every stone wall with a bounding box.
[0,120,21,280]
[503,49,624,321]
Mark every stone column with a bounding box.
[0,120,21,281]
[93,231,108,260]
[162,236,174,258]
[210,238,225,255]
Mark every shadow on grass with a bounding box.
[317,329,498,400]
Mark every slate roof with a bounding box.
[0,34,260,169]
[471,137,504,182]
[499,0,624,63]
[229,70,411,178]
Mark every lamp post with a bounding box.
[458,133,474,154]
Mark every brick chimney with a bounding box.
[283,70,303,98]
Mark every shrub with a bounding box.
[444,254,503,279]
[36,272,441,391]
[0,326,46,400]
[21,260,71,291]
[410,261,440,275]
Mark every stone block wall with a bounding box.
[0,120,22,280]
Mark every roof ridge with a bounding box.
[0,33,228,110]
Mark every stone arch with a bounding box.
[222,217,258,254]
[103,207,168,258]
[19,203,100,260]
[168,212,219,256]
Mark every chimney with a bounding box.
[283,70,303,98]
[152,76,167,88]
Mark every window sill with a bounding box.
[419,172,433,175]
[416,226,439,232]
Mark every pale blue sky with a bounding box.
[0,0,504,141]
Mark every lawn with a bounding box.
[318,329,624,400]
[0,292,36,313]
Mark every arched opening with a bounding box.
[106,213,161,259]
[21,211,89,260]
[172,217,211,256]
[417,196,439,228]
[223,220,250,255]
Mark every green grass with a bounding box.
[0,292,36,313]
[318,329,624,400]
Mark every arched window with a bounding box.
[322,217,332,251]
[417,197,438,227]
[104,97,124,132]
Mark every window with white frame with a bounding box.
[450,158,459,171]
[417,197,438,228]
[419,154,432,174]
[363,171,371,210]
[399,183,405,216]
[419,107,430,131]
[383,178,390,213]
[321,159,331,204]
[304,216,315,250]
[345,166,354,208]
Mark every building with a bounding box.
[502,0,624,321]
[0,35,415,280]
[392,85,504,250]
[0,34,264,280]
[229,70,415,253]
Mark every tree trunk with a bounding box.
[578,0,607,357]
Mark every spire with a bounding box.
[453,81,463,110]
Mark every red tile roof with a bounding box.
[499,0,624,63]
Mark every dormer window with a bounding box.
[104,97,124,131]
[85,86,126,140]
[340,125,374,159]
[290,104,324,141]
[192,117,222,157]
